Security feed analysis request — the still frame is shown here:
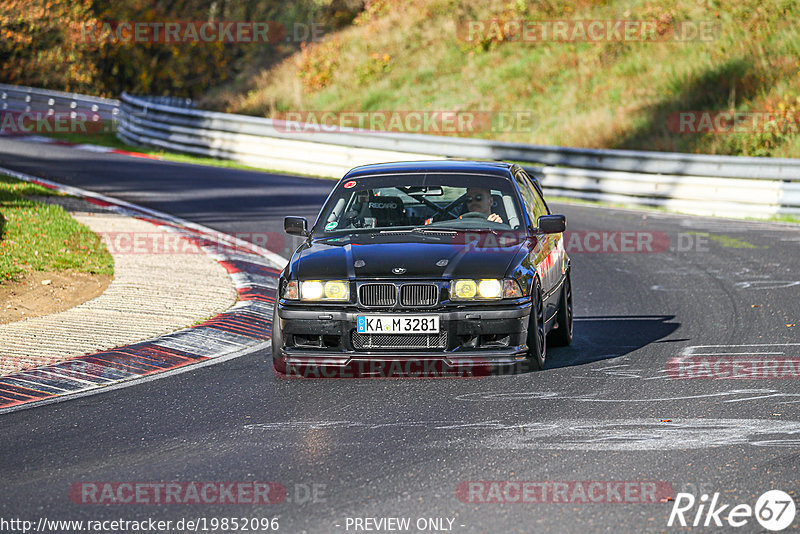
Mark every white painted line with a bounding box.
[245,417,800,450]
[71,144,114,153]
[153,329,257,357]
[4,376,73,393]
[683,343,800,356]
[0,379,65,397]
[16,369,99,387]
[688,352,785,356]
[230,272,279,289]
[453,388,800,404]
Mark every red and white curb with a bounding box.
[0,165,287,414]
[0,133,161,159]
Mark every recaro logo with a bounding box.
[368,202,398,209]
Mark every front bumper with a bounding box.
[274,303,531,373]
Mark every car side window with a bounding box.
[531,188,549,220]
[517,171,549,223]
[514,171,537,227]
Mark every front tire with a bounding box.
[526,278,546,371]
[548,269,573,347]
[271,297,286,374]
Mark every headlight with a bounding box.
[301,281,324,300]
[478,279,502,298]
[296,280,350,301]
[450,279,522,300]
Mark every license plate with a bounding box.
[357,315,440,334]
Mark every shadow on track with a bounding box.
[545,314,680,370]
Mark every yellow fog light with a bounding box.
[452,279,478,299]
[323,280,349,300]
[478,279,502,299]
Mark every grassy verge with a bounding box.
[205,0,800,158]
[0,176,114,281]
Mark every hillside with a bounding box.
[202,0,800,157]
[1,0,361,98]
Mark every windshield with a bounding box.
[313,173,525,236]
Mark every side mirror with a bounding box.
[537,215,566,234]
[284,216,309,237]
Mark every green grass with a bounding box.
[0,176,114,281]
[760,213,800,224]
[687,232,766,248]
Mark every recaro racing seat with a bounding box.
[366,195,408,228]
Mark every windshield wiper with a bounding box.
[411,227,458,234]
[377,228,414,234]
[369,227,458,237]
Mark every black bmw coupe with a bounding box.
[272,160,572,376]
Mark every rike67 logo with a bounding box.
[668,490,796,531]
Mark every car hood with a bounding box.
[292,234,527,280]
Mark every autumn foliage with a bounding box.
[1,0,102,93]
[1,0,363,98]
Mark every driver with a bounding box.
[462,187,503,223]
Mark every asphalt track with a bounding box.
[0,137,798,533]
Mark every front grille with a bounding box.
[400,284,438,306]
[352,331,448,349]
[359,283,397,306]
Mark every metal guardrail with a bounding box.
[1,85,798,219]
[0,84,119,122]
[118,92,800,218]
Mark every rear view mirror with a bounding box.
[537,215,566,234]
[406,186,443,196]
[284,216,309,236]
